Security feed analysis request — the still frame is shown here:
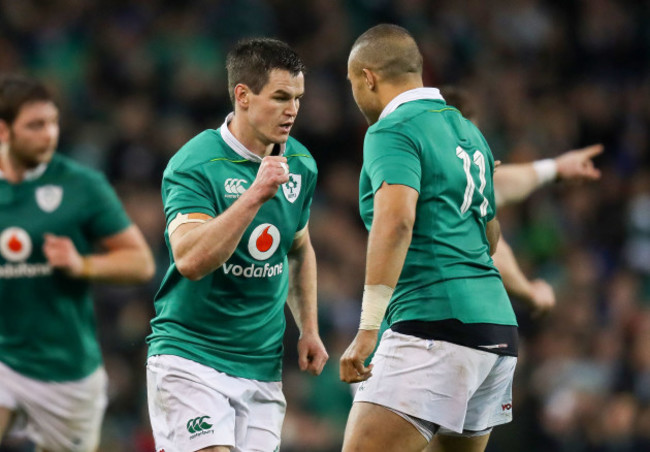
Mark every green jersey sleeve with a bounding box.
[84,173,131,239]
[364,129,421,194]
[162,166,216,226]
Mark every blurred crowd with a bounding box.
[1,0,649,451]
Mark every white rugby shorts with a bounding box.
[0,360,108,452]
[354,329,517,440]
[147,354,286,452]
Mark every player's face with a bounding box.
[1,101,59,168]
[347,61,381,125]
[246,69,304,145]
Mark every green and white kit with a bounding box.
[0,154,131,382]
[147,115,318,382]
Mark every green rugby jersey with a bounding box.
[0,154,131,381]
[359,88,517,327]
[147,117,317,382]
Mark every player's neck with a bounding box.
[378,80,424,113]
[0,146,29,184]
[228,116,275,158]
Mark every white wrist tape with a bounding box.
[359,284,394,330]
[532,159,557,185]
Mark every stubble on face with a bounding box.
[7,101,59,169]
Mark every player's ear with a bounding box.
[234,84,250,110]
[362,68,377,91]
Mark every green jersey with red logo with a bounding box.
[0,154,131,381]
[147,116,317,382]
[359,88,517,328]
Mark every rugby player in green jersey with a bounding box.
[0,75,155,451]
[340,24,519,452]
[146,38,328,452]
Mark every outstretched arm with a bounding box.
[287,226,329,376]
[340,183,418,383]
[494,144,603,207]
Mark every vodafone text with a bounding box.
[221,262,283,278]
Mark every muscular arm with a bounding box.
[286,226,328,376]
[340,183,417,383]
[170,156,289,281]
[43,224,155,284]
[364,183,417,286]
[494,144,603,208]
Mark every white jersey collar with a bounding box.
[219,112,285,163]
[0,162,48,182]
[378,87,445,121]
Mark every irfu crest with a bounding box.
[36,185,63,213]
[282,174,301,203]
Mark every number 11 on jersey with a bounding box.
[456,146,489,217]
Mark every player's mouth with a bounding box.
[278,121,293,134]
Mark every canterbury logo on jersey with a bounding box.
[224,178,248,198]
[0,227,52,278]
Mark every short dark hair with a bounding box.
[0,74,53,125]
[226,38,305,106]
[350,24,422,81]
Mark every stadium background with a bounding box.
[1,0,649,450]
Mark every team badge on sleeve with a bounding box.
[282,174,301,203]
[36,185,63,212]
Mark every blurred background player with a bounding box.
[146,38,328,452]
[0,74,155,452]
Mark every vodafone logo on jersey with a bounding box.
[0,227,32,262]
[248,223,280,261]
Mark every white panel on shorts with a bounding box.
[354,329,517,436]
[147,354,286,452]
[0,360,108,452]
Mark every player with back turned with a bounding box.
[340,25,518,452]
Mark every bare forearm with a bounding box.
[365,218,412,287]
[492,236,533,302]
[84,247,154,284]
[173,191,263,280]
[287,242,318,335]
[493,163,539,207]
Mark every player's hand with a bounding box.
[340,329,378,383]
[528,279,556,317]
[555,144,603,182]
[248,156,290,203]
[297,330,329,376]
[43,234,84,277]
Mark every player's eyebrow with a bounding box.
[272,88,303,98]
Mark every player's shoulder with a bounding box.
[369,99,450,135]
[167,129,226,174]
[285,136,317,175]
[49,154,108,184]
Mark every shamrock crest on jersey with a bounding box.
[35,185,63,212]
[282,173,301,203]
